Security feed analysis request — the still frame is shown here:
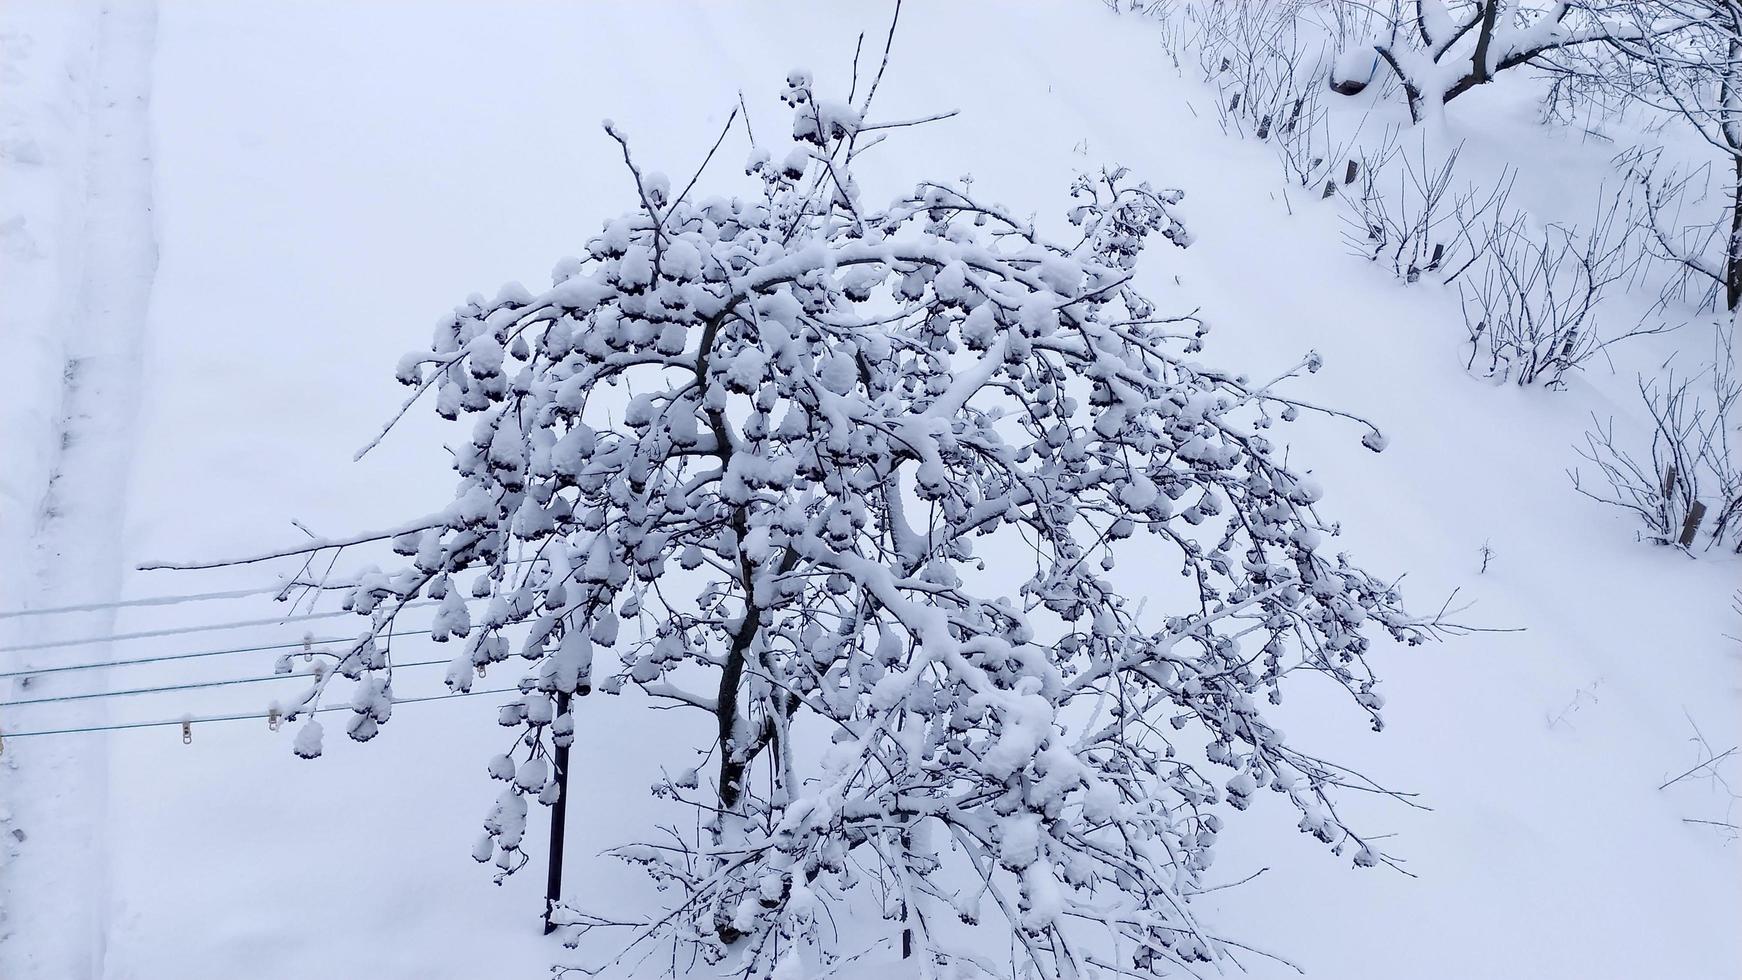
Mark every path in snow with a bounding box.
[0,1,157,977]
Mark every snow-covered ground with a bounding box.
[1,2,1737,978]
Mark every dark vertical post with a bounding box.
[900,829,913,959]
[1679,501,1708,548]
[1728,121,1742,312]
[543,692,574,936]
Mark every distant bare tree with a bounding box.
[1604,2,1742,310]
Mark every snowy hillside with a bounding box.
[1,2,1737,979]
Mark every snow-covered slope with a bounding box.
[1,2,1736,978]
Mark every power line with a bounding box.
[0,656,454,708]
[0,559,538,621]
[0,628,438,680]
[0,584,300,620]
[0,685,522,741]
[0,600,439,653]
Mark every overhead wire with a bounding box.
[0,685,523,741]
[0,584,305,620]
[0,590,530,746]
[0,600,439,653]
[0,655,455,708]
[0,556,543,621]
[0,628,439,680]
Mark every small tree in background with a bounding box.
[1605,1,1742,312]
[212,62,1445,979]
[1333,1,1686,124]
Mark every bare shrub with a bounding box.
[1573,331,1742,549]
[1150,0,1393,197]
[1344,135,1514,284]
[1461,188,1656,386]
[1191,2,1324,139]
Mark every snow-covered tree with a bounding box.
[250,69,1442,978]
[1333,2,1681,124]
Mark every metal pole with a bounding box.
[543,691,573,936]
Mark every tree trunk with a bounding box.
[1727,151,1741,311]
[1725,34,1742,311]
[1469,0,1500,88]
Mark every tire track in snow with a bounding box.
[0,1,156,977]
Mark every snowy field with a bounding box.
[2,2,1739,979]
